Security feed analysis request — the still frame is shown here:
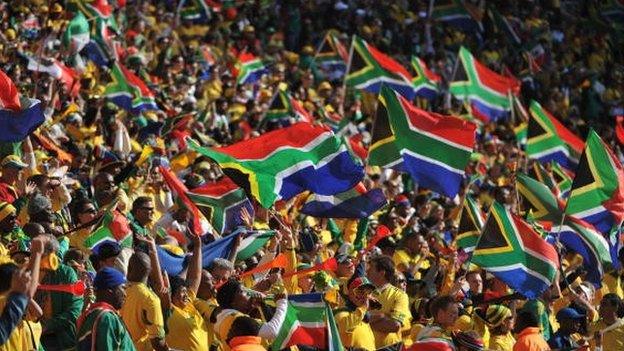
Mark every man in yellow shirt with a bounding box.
[334,277,377,351]
[392,232,431,280]
[194,269,221,351]
[366,255,412,348]
[120,252,168,351]
[590,293,624,350]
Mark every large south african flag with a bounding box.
[187,122,364,208]
[369,85,476,198]
[105,63,158,114]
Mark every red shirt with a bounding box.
[0,182,17,204]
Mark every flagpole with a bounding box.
[339,35,355,117]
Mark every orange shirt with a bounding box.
[513,327,550,351]
[229,336,267,351]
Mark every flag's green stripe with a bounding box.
[236,231,275,261]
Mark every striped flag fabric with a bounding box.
[178,0,220,23]
[83,17,115,67]
[346,36,416,100]
[187,177,255,235]
[235,51,268,85]
[455,196,485,253]
[0,69,45,143]
[271,293,344,351]
[159,166,214,237]
[63,12,90,53]
[410,56,441,100]
[25,56,80,97]
[368,88,403,170]
[552,217,612,286]
[516,172,564,223]
[157,234,238,276]
[83,210,132,249]
[472,202,559,299]
[516,173,611,285]
[450,47,520,122]
[187,122,364,208]
[105,63,159,113]
[313,31,348,80]
[551,161,573,198]
[375,85,477,198]
[431,0,483,32]
[235,230,276,261]
[300,183,387,219]
[566,130,624,234]
[526,100,584,173]
[263,90,313,125]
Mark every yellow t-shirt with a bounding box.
[0,294,42,351]
[454,314,490,346]
[120,282,165,351]
[165,291,209,351]
[372,284,412,348]
[334,306,376,351]
[194,297,221,351]
[489,333,515,351]
[392,250,430,279]
[589,319,624,350]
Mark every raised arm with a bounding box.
[187,234,203,296]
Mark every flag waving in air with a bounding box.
[346,36,417,100]
[411,56,441,100]
[187,122,364,208]
[450,47,521,122]
[472,202,559,299]
[235,51,268,85]
[105,63,159,113]
[372,85,477,198]
[566,130,624,233]
[0,69,45,143]
[526,100,584,173]
[455,196,485,253]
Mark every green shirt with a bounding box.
[36,264,84,350]
[77,305,136,351]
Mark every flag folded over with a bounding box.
[526,100,584,172]
[0,70,45,143]
[313,31,348,80]
[157,234,238,276]
[431,0,483,32]
[472,202,559,299]
[84,209,132,249]
[450,47,520,122]
[566,130,624,233]
[300,184,387,219]
[63,12,90,52]
[187,176,255,235]
[263,90,313,125]
[455,196,485,253]
[346,36,416,99]
[411,56,441,100]
[235,230,276,261]
[159,166,213,236]
[235,51,268,85]
[271,293,344,351]
[517,173,611,286]
[105,63,158,113]
[187,122,364,208]
[374,85,477,198]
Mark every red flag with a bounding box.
[31,132,74,164]
[159,166,207,237]
[0,70,21,111]
[239,253,288,278]
[282,257,338,278]
[38,281,86,296]
[366,224,392,250]
[616,116,624,145]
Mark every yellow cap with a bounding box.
[52,3,63,13]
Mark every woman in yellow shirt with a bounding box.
[163,236,209,351]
